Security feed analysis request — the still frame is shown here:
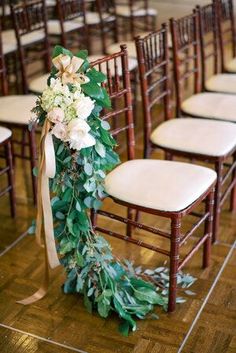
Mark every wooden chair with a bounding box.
[115,0,157,39]
[0,18,38,204]
[0,126,16,217]
[197,3,236,94]
[215,0,236,73]
[171,11,236,124]
[47,0,87,50]
[10,0,51,95]
[136,26,236,243]
[90,45,216,312]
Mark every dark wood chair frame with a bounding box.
[215,0,236,73]
[10,0,51,95]
[0,11,38,204]
[54,0,89,50]
[0,132,16,218]
[116,0,156,39]
[90,45,216,312]
[170,12,236,242]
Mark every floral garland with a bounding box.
[29,46,195,336]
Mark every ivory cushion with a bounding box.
[47,20,83,35]
[29,74,49,94]
[105,159,216,212]
[0,95,37,125]
[225,58,236,73]
[84,12,115,25]
[0,5,10,16]
[0,126,12,144]
[151,118,236,157]
[115,5,157,17]
[181,93,236,123]
[2,29,46,55]
[205,74,236,94]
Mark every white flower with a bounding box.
[67,118,95,150]
[51,122,67,141]
[47,107,65,123]
[74,95,95,120]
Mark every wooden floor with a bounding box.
[0,2,236,353]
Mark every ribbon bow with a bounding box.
[52,54,89,85]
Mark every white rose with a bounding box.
[47,107,65,123]
[51,122,67,141]
[67,118,95,151]
[74,95,95,120]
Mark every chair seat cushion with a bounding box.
[48,20,83,35]
[0,126,12,144]
[205,74,236,94]
[116,5,157,17]
[88,55,137,75]
[0,95,37,125]
[105,159,216,212]
[107,41,137,58]
[29,73,49,94]
[151,118,236,157]
[0,5,10,16]
[83,11,115,25]
[181,93,236,123]
[225,57,236,73]
[2,29,45,54]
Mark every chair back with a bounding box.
[57,0,85,22]
[90,46,135,161]
[197,4,220,88]
[0,18,8,95]
[170,12,201,117]
[10,0,50,94]
[135,25,171,158]
[215,0,236,71]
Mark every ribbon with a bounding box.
[52,54,89,85]
[17,120,60,305]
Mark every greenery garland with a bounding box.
[30,46,195,336]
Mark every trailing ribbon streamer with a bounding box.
[17,120,60,305]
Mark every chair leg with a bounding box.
[126,208,133,237]
[230,152,236,213]
[203,189,214,269]
[212,161,223,243]
[28,129,37,205]
[168,216,181,312]
[91,208,97,229]
[5,140,16,218]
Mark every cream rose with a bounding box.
[67,118,95,150]
[74,95,95,120]
[51,122,67,141]
[47,107,65,123]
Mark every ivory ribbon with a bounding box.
[18,120,60,305]
[52,54,89,85]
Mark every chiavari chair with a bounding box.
[115,0,157,39]
[47,0,87,49]
[0,18,37,204]
[10,0,51,95]
[0,126,16,217]
[216,0,236,73]
[198,3,236,94]
[136,26,236,243]
[90,45,216,312]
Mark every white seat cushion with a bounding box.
[205,74,236,94]
[0,95,37,125]
[0,5,10,16]
[225,57,236,73]
[83,11,115,25]
[0,126,12,144]
[48,19,83,35]
[151,118,236,157]
[2,29,46,54]
[29,73,49,94]
[88,55,137,75]
[105,159,216,212]
[107,41,137,58]
[46,0,56,5]
[181,93,236,123]
[116,5,157,17]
